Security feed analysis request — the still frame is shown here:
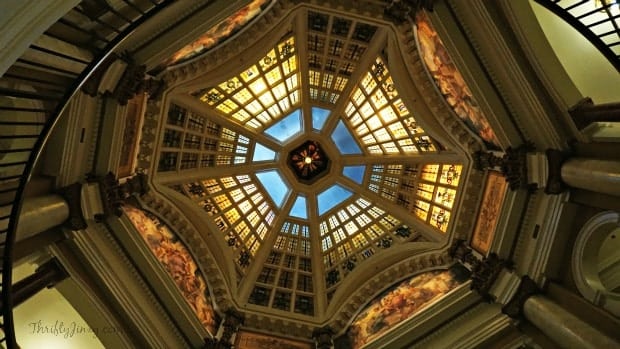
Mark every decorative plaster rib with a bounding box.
[69,224,188,348]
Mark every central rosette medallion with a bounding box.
[287,140,330,184]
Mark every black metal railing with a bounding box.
[534,0,620,72]
[0,0,173,347]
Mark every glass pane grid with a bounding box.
[343,57,438,155]
[158,103,257,172]
[170,175,280,273]
[306,12,377,105]
[320,196,406,292]
[193,36,301,130]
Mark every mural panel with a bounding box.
[236,330,313,349]
[347,267,469,348]
[471,171,507,255]
[157,0,271,70]
[415,12,501,149]
[123,204,219,335]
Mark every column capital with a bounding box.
[312,325,335,349]
[203,309,245,349]
[92,172,149,220]
[473,142,536,191]
[501,275,540,319]
[81,52,166,105]
[384,0,435,23]
[449,239,511,302]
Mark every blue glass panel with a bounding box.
[331,120,361,154]
[264,109,302,143]
[312,107,330,130]
[343,166,366,184]
[290,196,308,219]
[256,170,289,207]
[253,143,276,162]
[318,184,353,215]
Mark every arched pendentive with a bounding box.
[122,203,221,335]
[342,265,470,349]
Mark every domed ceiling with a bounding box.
[146,0,485,334]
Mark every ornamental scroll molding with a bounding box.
[136,99,162,173]
[138,190,233,312]
[328,250,452,334]
[242,313,315,341]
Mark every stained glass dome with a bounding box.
[153,5,470,323]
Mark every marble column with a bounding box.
[523,295,619,349]
[560,158,620,196]
[15,194,69,241]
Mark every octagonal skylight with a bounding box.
[162,15,466,318]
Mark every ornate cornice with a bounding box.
[411,302,511,349]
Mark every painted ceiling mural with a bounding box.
[415,12,502,149]
[156,0,272,71]
[123,204,220,335]
[346,267,469,349]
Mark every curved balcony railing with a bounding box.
[533,0,620,72]
[0,1,173,347]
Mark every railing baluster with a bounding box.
[29,45,92,65]
[0,1,175,346]
[534,0,620,72]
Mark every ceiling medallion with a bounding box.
[287,140,330,183]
